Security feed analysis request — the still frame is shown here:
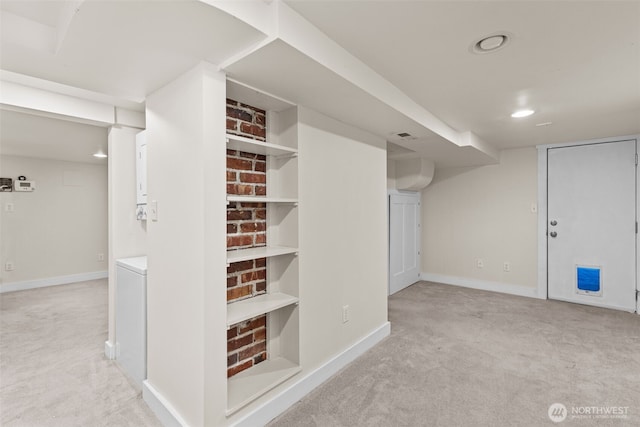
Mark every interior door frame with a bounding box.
[536,134,640,312]
[387,189,422,295]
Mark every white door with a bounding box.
[548,140,636,311]
[389,192,421,295]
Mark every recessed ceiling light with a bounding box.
[93,152,108,158]
[511,109,535,118]
[471,33,511,54]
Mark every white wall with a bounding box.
[0,155,107,288]
[387,158,396,189]
[107,126,147,346]
[145,63,227,427]
[297,107,388,369]
[421,147,538,290]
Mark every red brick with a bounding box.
[240,222,266,233]
[239,316,267,334]
[240,173,266,184]
[227,235,253,248]
[254,328,266,341]
[251,125,266,139]
[227,223,237,234]
[240,122,253,135]
[227,107,252,122]
[227,285,252,302]
[227,210,252,221]
[227,333,253,351]
[226,184,253,195]
[238,341,266,361]
[256,209,267,220]
[226,171,237,182]
[256,281,267,293]
[227,276,238,288]
[227,327,238,340]
[226,98,238,106]
[255,113,266,127]
[257,154,267,161]
[255,161,266,172]
[255,258,266,268]
[227,157,253,171]
[227,260,254,273]
[227,353,238,367]
[226,118,236,132]
[253,352,267,364]
[241,269,266,283]
[239,151,257,159]
[240,103,265,115]
[255,186,266,196]
[227,149,237,156]
[241,202,266,209]
[228,360,253,378]
[255,234,266,245]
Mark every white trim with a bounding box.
[104,340,116,360]
[536,146,548,300]
[0,270,108,293]
[420,272,539,299]
[230,321,391,427]
[142,380,190,427]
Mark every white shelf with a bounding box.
[227,292,298,327]
[227,195,298,204]
[226,133,297,157]
[227,357,301,415]
[227,246,298,264]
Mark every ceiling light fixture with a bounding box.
[511,109,535,118]
[93,152,108,158]
[471,33,511,54]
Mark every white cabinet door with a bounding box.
[548,140,636,311]
[389,192,421,295]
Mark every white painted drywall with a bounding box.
[297,106,388,368]
[387,158,396,189]
[107,126,147,346]
[421,147,538,288]
[0,155,107,287]
[145,63,227,427]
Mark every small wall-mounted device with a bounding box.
[14,180,36,192]
[0,178,12,192]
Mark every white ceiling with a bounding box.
[0,109,108,165]
[1,1,639,167]
[285,0,640,149]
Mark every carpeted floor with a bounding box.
[0,280,161,427]
[269,282,640,427]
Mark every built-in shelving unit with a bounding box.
[225,82,300,416]
[226,246,298,264]
[227,195,298,204]
[227,357,301,416]
[226,133,297,157]
[227,292,298,327]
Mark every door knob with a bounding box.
[550,231,557,238]
[550,220,557,226]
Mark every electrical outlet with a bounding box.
[97,253,105,262]
[476,258,484,269]
[5,261,14,271]
[503,262,511,272]
[5,203,14,213]
[342,305,350,323]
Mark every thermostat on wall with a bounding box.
[14,180,35,192]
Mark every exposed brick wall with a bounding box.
[226,98,268,378]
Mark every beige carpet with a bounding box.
[270,282,640,426]
[0,280,161,427]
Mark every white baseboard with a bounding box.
[0,270,108,293]
[420,272,539,299]
[140,322,391,427]
[104,340,116,360]
[231,321,391,427]
[143,380,190,427]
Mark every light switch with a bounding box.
[149,200,158,221]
